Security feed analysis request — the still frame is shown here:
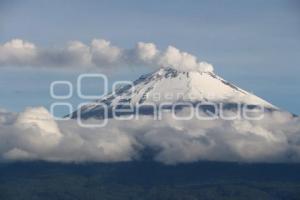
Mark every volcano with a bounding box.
[71,67,277,119]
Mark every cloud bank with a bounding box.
[0,39,213,72]
[0,107,300,164]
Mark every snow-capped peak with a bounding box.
[97,67,275,108]
[72,67,277,119]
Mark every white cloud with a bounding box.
[35,41,92,68]
[66,41,91,66]
[158,46,213,72]
[0,107,300,164]
[135,42,159,63]
[0,39,214,72]
[91,39,122,66]
[0,39,37,66]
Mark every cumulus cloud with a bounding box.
[91,39,122,66]
[0,39,37,66]
[0,39,213,72]
[0,107,300,164]
[159,46,213,72]
[135,42,159,63]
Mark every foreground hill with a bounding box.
[1,161,300,200]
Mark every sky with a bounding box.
[0,0,299,114]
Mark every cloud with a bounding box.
[135,42,159,63]
[0,107,300,164]
[158,46,213,72]
[0,39,37,66]
[35,41,92,68]
[91,39,122,66]
[0,39,213,72]
[0,107,138,162]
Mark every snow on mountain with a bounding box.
[72,67,277,119]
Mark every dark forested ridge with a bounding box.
[1,161,300,200]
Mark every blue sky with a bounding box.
[0,0,299,115]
